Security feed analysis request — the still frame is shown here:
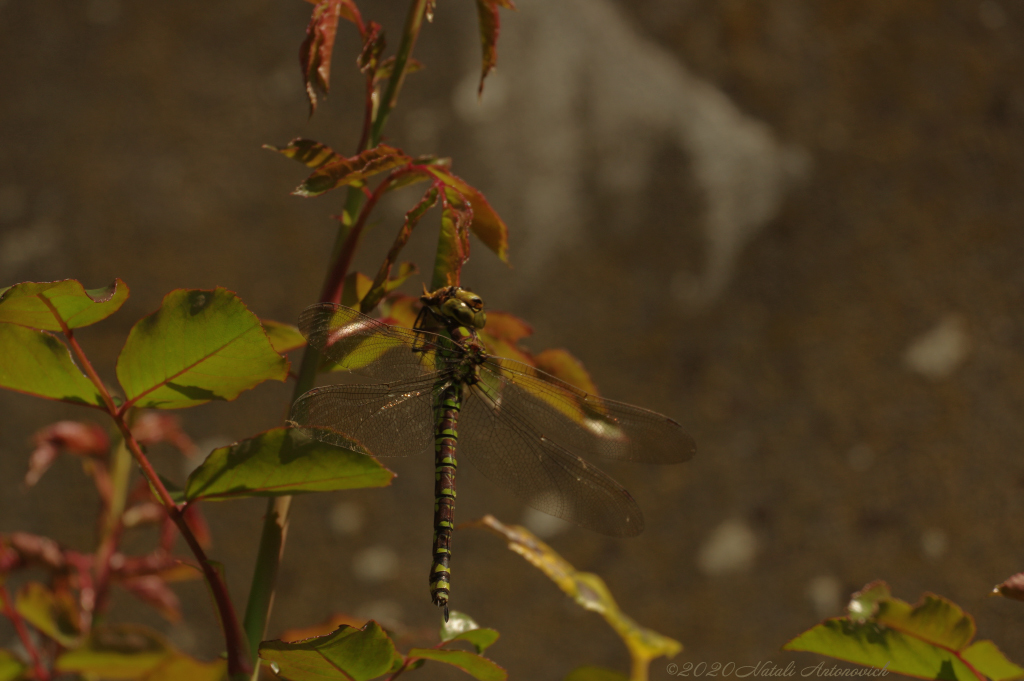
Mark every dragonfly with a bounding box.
[289,286,696,619]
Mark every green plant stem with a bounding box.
[0,583,48,681]
[370,0,429,147]
[43,302,251,679]
[241,3,430,671]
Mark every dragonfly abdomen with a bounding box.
[430,382,461,619]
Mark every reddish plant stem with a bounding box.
[40,299,251,678]
[318,168,419,304]
[0,583,47,680]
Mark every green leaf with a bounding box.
[340,272,374,310]
[0,324,104,406]
[784,581,1024,681]
[474,0,516,95]
[55,624,167,679]
[142,654,226,681]
[300,0,363,115]
[441,612,499,654]
[260,622,398,681]
[116,288,288,410]
[185,427,394,501]
[15,582,82,647]
[962,641,1024,681]
[427,168,509,263]
[407,649,506,681]
[262,319,307,354]
[295,144,412,197]
[431,188,472,290]
[0,278,129,330]
[564,666,628,681]
[449,630,500,655]
[0,649,26,681]
[265,138,341,169]
[55,624,224,681]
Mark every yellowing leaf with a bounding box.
[473,515,681,678]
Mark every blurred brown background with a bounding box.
[2,0,1024,678]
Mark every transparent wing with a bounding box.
[288,375,441,457]
[299,303,461,383]
[476,357,695,464]
[460,386,645,537]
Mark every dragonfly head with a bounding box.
[423,286,488,330]
[441,295,487,330]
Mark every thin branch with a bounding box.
[243,2,432,665]
[370,0,429,147]
[0,583,48,681]
[37,297,251,678]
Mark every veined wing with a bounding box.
[288,375,441,457]
[299,303,462,383]
[460,386,645,537]
[476,356,695,464]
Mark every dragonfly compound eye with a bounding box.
[441,298,477,327]
[454,288,485,311]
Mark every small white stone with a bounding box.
[696,519,757,576]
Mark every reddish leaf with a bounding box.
[300,0,364,116]
[426,168,509,263]
[181,504,211,549]
[109,552,193,581]
[994,573,1024,601]
[131,413,197,458]
[296,144,412,197]
[362,186,439,312]
[121,502,165,529]
[534,349,601,396]
[25,421,109,487]
[474,0,516,95]
[357,22,385,75]
[378,295,419,329]
[120,575,182,623]
[2,533,67,571]
[264,138,341,169]
[478,311,534,365]
[431,188,474,289]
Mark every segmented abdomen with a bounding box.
[429,382,460,615]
